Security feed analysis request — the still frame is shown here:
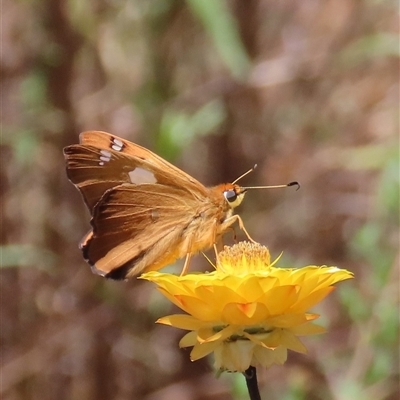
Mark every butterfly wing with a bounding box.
[64,131,214,279]
[64,131,207,210]
[84,183,201,279]
[64,143,134,210]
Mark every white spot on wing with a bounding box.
[128,168,157,184]
[100,150,112,158]
[111,138,124,152]
[99,150,112,165]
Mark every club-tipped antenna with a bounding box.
[232,165,300,191]
[242,181,300,191]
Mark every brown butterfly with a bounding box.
[64,131,298,280]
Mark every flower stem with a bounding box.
[244,366,261,400]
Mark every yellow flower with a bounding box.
[141,242,353,372]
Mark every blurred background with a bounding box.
[1,0,399,399]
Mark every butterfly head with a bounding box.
[220,177,300,210]
[222,184,247,209]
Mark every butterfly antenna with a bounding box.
[232,164,300,191]
[242,181,300,191]
[232,164,258,184]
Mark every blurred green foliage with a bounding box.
[1,0,398,399]
[187,0,251,79]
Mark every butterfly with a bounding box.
[64,131,298,279]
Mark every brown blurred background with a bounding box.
[1,0,399,399]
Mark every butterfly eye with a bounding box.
[223,189,237,203]
[223,188,245,209]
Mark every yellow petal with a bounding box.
[157,314,204,330]
[289,266,353,291]
[286,267,322,287]
[143,271,221,294]
[305,313,320,321]
[242,331,274,349]
[282,331,307,353]
[291,286,335,312]
[266,329,307,353]
[198,324,239,344]
[179,331,198,347]
[263,313,310,328]
[191,341,221,361]
[158,279,193,295]
[221,302,270,325]
[194,284,246,306]
[214,341,255,372]
[196,326,216,343]
[258,285,300,315]
[156,287,185,309]
[312,267,354,287]
[173,294,221,321]
[253,345,287,367]
[290,322,326,335]
[258,276,280,292]
[235,276,266,300]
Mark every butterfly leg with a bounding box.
[222,215,258,244]
[237,215,258,243]
[180,252,192,276]
[213,243,221,265]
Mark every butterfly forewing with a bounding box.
[64,131,209,210]
[64,144,141,210]
[78,131,207,195]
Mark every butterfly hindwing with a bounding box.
[83,183,198,279]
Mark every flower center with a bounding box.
[217,242,272,274]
